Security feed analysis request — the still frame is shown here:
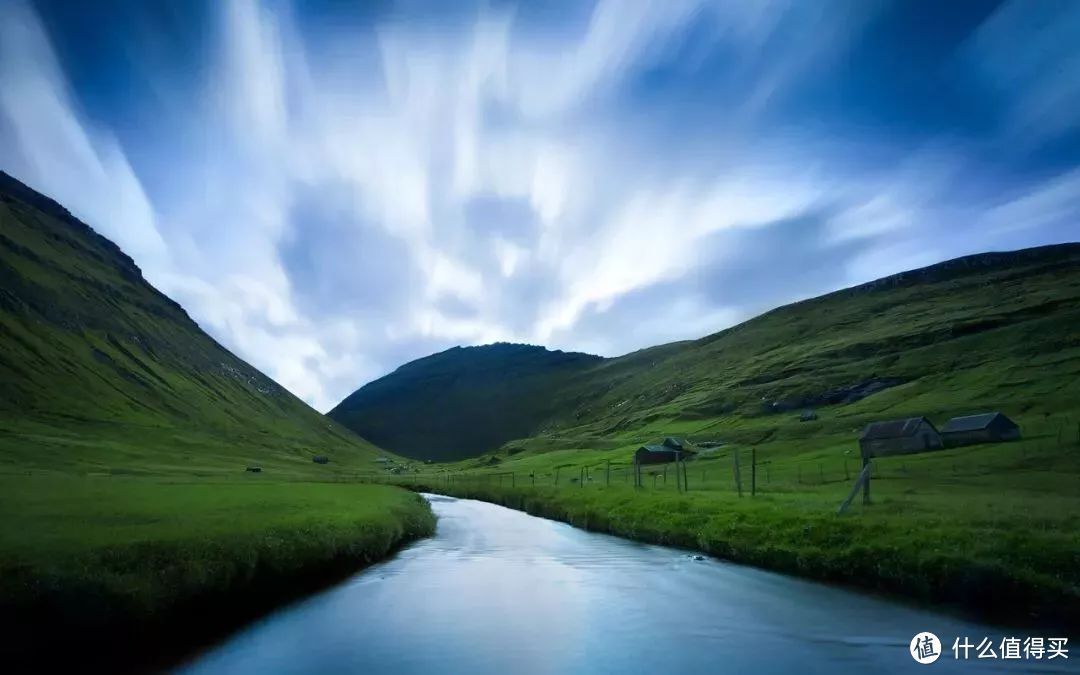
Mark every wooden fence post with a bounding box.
[555,466,560,486]
[511,472,515,488]
[837,462,873,515]
[606,460,611,487]
[683,455,689,491]
[862,457,871,505]
[751,448,756,497]
[844,459,850,481]
[733,450,743,497]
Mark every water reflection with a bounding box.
[179,495,1075,674]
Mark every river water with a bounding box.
[178,495,1074,674]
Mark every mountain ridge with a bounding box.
[330,242,1080,461]
[0,170,386,475]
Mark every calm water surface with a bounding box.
[179,495,1075,674]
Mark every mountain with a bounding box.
[0,171,384,475]
[330,243,1080,461]
[328,343,602,460]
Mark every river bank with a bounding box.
[182,494,1050,675]
[402,479,1080,633]
[0,477,435,673]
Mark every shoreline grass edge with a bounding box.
[0,481,436,673]
[403,481,1079,634]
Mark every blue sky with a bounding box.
[1,0,1078,411]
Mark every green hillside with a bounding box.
[354,244,1080,628]
[0,172,434,670]
[333,243,1080,463]
[329,343,601,460]
[0,170,385,476]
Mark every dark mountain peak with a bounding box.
[329,342,603,461]
[376,341,602,382]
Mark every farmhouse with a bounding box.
[858,417,942,458]
[635,444,688,465]
[941,412,1020,446]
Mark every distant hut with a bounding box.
[635,443,689,465]
[941,412,1020,446]
[313,455,330,464]
[245,466,262,473]
[858,417,942,458]
[800,409,818,422]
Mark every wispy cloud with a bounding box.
[1,0,1077,411]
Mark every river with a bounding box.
[178,495,1074,674]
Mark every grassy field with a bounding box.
[0,476,434,671]
[0,173,436,670]
[334,244,1080,629]
[385,410,1080,631]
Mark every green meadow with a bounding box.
[330,244,1080,631]
[397,420,1080,630]
[0,473,434,670]
[0,172,436,669]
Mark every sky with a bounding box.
[1,0,1078,412]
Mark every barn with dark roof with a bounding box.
[941,412,1020,446]
[635,440,693,465]
[858,416,942,458]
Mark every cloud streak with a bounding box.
[1,0,1078,411]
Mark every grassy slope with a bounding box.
[364,244,1080,629]
[0,172,434,670]
[333,245,1080,466]
[329,342,602,460]
[0,171,387,477]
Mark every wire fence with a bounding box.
[361,416,1080,500]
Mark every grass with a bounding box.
[336,244,1080,630]
[0,476,435,671]
[334,244,1080,465]
[1,174,390,475]
[0,174,437,670]
[389,415,1080,631]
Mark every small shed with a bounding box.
[941,412,1020,446]
[859,417,942,459]
[313,455,330,464]
[635,444,688,465]
[800,409,818,422]
[245,466,262,473]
